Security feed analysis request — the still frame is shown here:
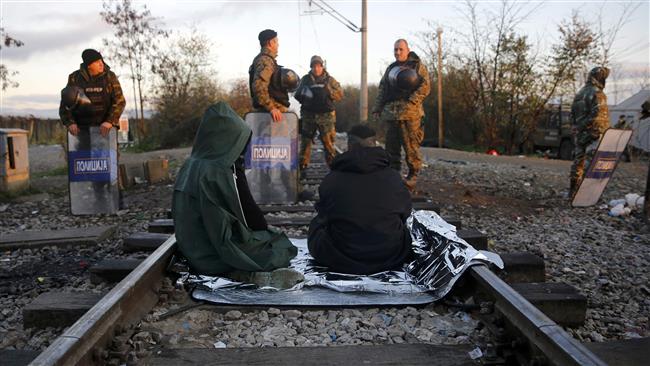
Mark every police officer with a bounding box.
[295,55,344,168]
[569,66,610,198]
[372,39,430,192]
[59,49,125,137]
[249,29,298,122]
[59,49,126,209]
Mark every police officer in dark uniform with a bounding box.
[59,49,125,137]
[60,49,126,208]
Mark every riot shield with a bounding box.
[68,127,119,215]
[244,112,299,204]
[572,128,632,207]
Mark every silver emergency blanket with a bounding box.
[180,211,503,305]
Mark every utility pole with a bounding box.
[436,27,443,148]
[360,0,368,123]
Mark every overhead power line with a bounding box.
[304,0,361,33]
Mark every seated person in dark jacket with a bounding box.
[308,124,413,275]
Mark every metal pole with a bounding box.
[360,0,368,123]
[436,27,443,148]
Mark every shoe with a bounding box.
[226,268,304,289]
[404,173,417,193]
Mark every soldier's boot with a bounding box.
[404,171,418,193]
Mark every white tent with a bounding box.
[609,89,650,152]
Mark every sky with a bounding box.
[1,0,649,118]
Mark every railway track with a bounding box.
[15,151,643,365]
[27,230,607,365]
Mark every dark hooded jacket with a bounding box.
[172,102,297,275]
[308,146,413,275]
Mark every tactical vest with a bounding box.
[248,53,290,109]
[72,71,112,127]
[383,59,421,103]
[303,74,335,114]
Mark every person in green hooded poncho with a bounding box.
[172,102,298,277]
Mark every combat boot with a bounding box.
[404,172,418,193]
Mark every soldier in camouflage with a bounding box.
[59,49,125,137]
[569,66,610,198]
[249,29,288,122]
[295,55,344,168]
[372,39,430,192]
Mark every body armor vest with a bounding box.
[72,73,112,127]
[303,74,334,114]
[249,53,290,108]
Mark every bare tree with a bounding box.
[101,0,167,140]
[0,28,24,91]
[149,28,223,148]
[456,0,541,147]
[594,2,641,66]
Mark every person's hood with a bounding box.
[190,102,252,166]
[331,146,390,174]
[587,66,609,90]
[78,63,111,81]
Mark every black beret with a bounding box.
[348,124,376,139]
[258,29,277,45]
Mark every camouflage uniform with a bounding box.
[569,67,610,197]
[249,47,289,113]
[59,63,125,128]
[372,51,430,189]
[295,71,343,167]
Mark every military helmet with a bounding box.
[61,86,92,110]
[388,65,420,92]
[280,68,299,92]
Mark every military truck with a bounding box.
[531,106,574,160]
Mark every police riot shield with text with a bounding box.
[572,128,632,207]
[68,127,119,215]
[244,112,299,204]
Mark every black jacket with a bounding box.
[308,146,413,274]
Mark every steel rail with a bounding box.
[470,265,608,366]
[27,231,608,365]
[29,235,177,366]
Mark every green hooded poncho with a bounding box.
[172,102,297,275]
